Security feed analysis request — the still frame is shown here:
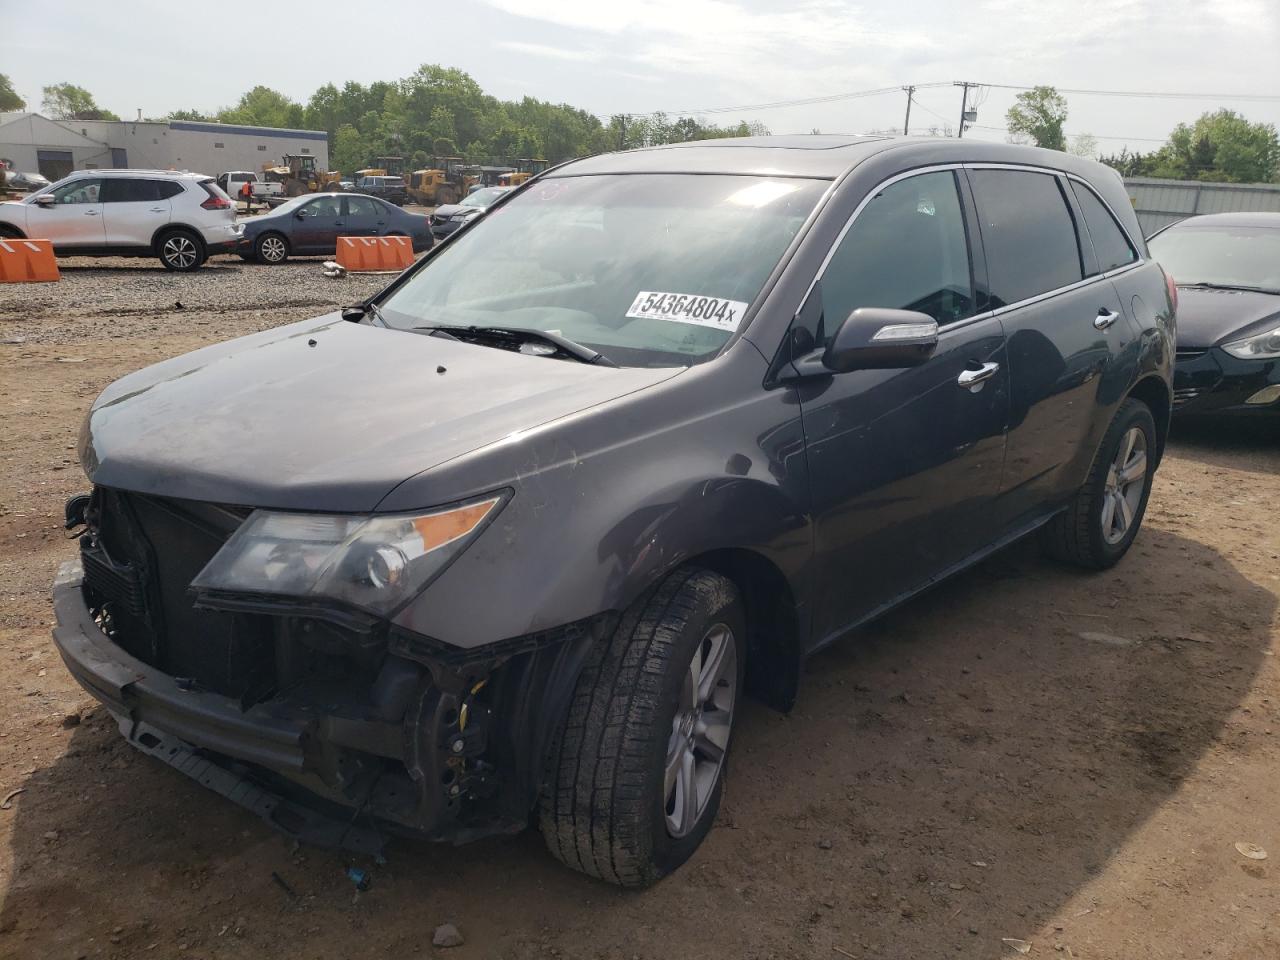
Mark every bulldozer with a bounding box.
[405,157,476,206]
[263,154,341,197]
[355,156,406,180]
[498,158,550,188]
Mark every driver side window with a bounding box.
[50,179,102,204]
[303,197,341,218]
[818,171,974,344]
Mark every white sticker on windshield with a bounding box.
[624,291,749,332]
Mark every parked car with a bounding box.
[236,191,432,263]
[4,170,51,192]
[429,185,511,238]
[355,175,409,205]
[216,170,283,201]
[52,136,1174,888]
[0,169,240,270]
[1146,212,1280,417]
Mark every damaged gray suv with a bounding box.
[53,136,1175,886]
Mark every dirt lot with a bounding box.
[1,259,1277,959]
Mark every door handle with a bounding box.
[149,207,166,213]
[957,361,1000,391]
[1094,308,1120,330]
[84,210,100,216]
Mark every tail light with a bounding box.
[198,179,233,210]
[1163,268,1178,313]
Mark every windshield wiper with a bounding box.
[1180,282,1280,295]
[341,300,389,325]
[411,324,618,367]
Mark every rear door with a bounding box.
[797,168,1010,643]
[101,177,172,247]
[291,195,344,253]
[342,195,384,236]
[965,166,1135,524]
[27,178,106,248]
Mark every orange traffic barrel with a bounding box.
[0,238,59,282]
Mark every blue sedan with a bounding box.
[237,193,432,264]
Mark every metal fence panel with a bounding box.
[1124,177,1280,237]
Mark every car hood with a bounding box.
[82,316,681,512]
[1176,287,1280,349]
[433,204,474,218]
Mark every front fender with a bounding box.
[385,343,814,651]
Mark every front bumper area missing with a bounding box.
[52,559,602,853]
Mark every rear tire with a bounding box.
[255,233,289,265]
[156,229,205,272]
[1040,397,1156,569]
[539,567,744,887]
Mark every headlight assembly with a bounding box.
[191,493,507,618]
[1223,324,1280,360]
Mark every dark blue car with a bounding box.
[237,192,432,264]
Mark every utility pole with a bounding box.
[902,85,915,135]
[618,114,627,151]
[954,81,979,138]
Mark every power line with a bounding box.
[623,82,953,119]
[981,83,1280,103]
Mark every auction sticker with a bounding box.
[625,291,748,332]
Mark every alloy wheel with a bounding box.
[162,235,198,269]
[664,623,737,838]
[259,236,287,263]
[1101,426,1147,545]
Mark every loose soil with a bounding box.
[1,259,1277,959]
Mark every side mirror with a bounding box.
[295,210,308,219]
[34,194,55,207]
[786,308,939,379]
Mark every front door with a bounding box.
[342,195,384,237]
[292,195,343,254]
[965,167,1139,523]
[796,169,1010,646]
[28,178,106,249]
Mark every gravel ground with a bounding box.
[0,256,395,346]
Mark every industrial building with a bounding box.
[0,112,329,181]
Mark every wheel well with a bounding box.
[686,548,800,713]
[0,223,26,240]
[1127,375,1171,465]
[151,224,205,254]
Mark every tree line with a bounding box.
[5,72,1277,184]
[1005,85,1279,183]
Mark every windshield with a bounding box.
[269,195,311,215]
[464,187,507,208]
[380,174,827,367]
[1148,224,1280,292]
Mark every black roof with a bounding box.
[553,134,1126,183]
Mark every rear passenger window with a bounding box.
[1069,181,1137,274]
[968,170,1083,307]
[156,181,184,200]
[101,179,163,203]
[818,170,974,342]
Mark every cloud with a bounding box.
[497,40,602,62]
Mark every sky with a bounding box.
[3,0,1278,153]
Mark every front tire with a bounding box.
[539,567,744,887]
[156,229,205,272]
[1041,397,1156,569]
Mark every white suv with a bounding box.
[0,169,242,271]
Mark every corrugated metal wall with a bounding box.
[1125,177,1280,238]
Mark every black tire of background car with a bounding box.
[1040,397,1157,569]
[254,232,290,265]
[156,228,206,273]
[538,566,745,887]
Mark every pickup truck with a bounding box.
[216,171,283,201]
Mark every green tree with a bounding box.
[331,124,364,176]
[1099,147,1157,178]
[41,83,119,121]
[0,74,24,112]
[1151,110,1278,182]
[217,86,303,129]
[1005,85,1068,151]
[165,109,212,121]
[1068,133,1099,159]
